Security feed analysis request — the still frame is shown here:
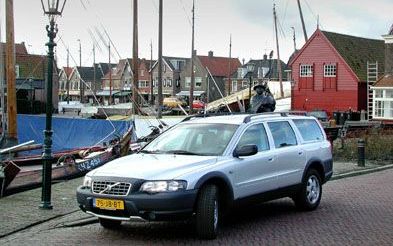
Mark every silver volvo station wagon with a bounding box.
[77,113,333,239]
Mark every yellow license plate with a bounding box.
[94,198,124,210]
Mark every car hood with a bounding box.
[89,153,218,180]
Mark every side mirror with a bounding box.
[233,144,258,158]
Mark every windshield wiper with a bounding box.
[165,150,199,155]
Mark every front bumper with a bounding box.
[76,186,198,221]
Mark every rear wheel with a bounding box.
[293,169,322,211]
[195,184,219,239]
[98,218,121,229]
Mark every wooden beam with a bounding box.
[6,0,17,140]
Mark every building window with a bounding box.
[232,80,237,92]
[242,80,248,88]
[140,70,144,76]
[231,80,237,92]
[195,77,202,87]
[185,77,191,87]
[237,68,243,79]
[300,64,313,77]
[186,77,202,87]
[15,64,20,78]
[138,80,148,88]
[375,90,383,98]
[167,79,172,87]
[324,64,336,77]
[373,89,393,119]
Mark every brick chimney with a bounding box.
[208,51,213,58]
[382,24,393,74]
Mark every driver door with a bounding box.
[232,123,277,199]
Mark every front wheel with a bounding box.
[293,169,322,211]
[195,184,219,239]
[98,218,121,229]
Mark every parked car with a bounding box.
[77,113,333,239]
[192,100,205,109]
[163,97,186,108]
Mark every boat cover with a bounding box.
[17,115,133,155]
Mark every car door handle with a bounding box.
[298,151,303,155]
[268,157,274,162]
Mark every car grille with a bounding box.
[92,181,131,196]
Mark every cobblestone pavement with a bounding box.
[1,168,392,245]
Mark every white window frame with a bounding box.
[242,80,248,88]
[15,64,20,78]
[373,89,393,119]
[300,64,313,77]
[195,77,202,87]
[237,68,243,79]
[231,80,238,93]
[324,64,336,77]
[186,77,202,87]
[138,80,148,88]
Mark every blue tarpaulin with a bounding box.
[17,115,132,155]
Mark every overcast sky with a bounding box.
[1,0,392,67]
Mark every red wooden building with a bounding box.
[289,29,385,116]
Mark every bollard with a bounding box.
[357,139,365,167]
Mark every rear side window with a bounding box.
[237,124,269,152]
[267,121,297,148]
[293,119,324,141]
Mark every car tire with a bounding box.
[195,184,219,239]
[98,218,121,229]
[293,169,322,211]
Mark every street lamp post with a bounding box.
[248,74,252,110]
[40,0,66,210]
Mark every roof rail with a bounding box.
[243,111,307,123]
[181,112,247,122]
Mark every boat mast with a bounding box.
[297,0,308,42]
[149,40,153,105]
[157,0,163,118]
[109,40,112,105]
[93,44,96,98]
[6,0,17,143]
[132,0,139,115]
[227,34,232,96]
[273,4,284,98]
[189,0,195,113]
[66,47,70,104]
[0,12,5,142]
[291,26,297,52]
[78,39,83,103]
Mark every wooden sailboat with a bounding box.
[1,126,133,197]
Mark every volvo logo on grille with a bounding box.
[100,182,121,194]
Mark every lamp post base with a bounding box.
[39,201,53,210]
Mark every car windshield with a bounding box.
[143,123,239,156]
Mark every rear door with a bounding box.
[266,120,306,188]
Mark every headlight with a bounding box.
[82,176,92,187]
[140,180,187,193]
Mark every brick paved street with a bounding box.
[1,169,393,245]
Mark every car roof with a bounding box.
[181,112,317,125]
